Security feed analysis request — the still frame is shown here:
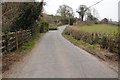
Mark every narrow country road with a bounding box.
[3,26,117,78]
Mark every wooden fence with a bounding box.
[1,30,32,54]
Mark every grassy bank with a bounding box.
[64,25,119,53]
[62,33,118,72]
[62,33,99,54]
[62,24,118,63]
[62,33,118,61]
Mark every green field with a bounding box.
[77,24,119,34]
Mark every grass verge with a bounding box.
[62,33,118,72]
[62,33,118,62]
[62,33,99,53]
[19,33,44,51]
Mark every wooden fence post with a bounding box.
[6,33,10,53]
[15,31,18,50]
[21,30,23,45]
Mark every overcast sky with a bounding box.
[36,0,119,21]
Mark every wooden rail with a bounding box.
[1,30,32,54]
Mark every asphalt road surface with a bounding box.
[3,26,118,78]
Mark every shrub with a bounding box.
[40,21,49,33]
[2,2,43,32]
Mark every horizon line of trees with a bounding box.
[55,4,119,26]
[56,4,99,25]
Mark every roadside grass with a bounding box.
[62,33,118,70]
[19,33,44,52]
[62,33,100,53]
[62,32,118,59]
[77,24,119,35]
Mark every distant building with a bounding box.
[118,1,120,22]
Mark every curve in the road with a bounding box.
[3,26,118,78]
